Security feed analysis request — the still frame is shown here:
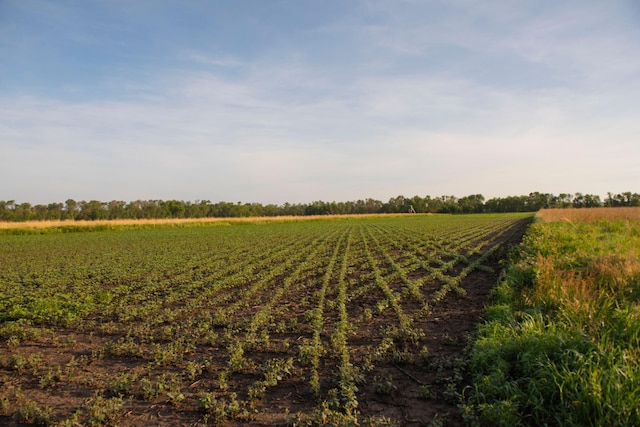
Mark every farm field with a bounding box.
[0,213,532,426]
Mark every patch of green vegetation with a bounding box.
[0,213,531,425]
[469,218,640,426]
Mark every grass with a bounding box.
[0,213,421,235]
[468,208,640,426]
[537,206,640,222]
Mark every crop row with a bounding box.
[0,213,531,425]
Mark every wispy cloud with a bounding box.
[1,1,639,204]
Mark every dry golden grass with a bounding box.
[537,207,640,223]
[532,255,596,319]
[0,213,411,230]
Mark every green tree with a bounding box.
[458,194,485,213]
[64,199,78,220]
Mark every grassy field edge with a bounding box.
[0,214,412,235]
[466,213,640,426]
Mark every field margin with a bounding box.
[0,213,424,235]
[466,208,640,426]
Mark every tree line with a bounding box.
[0,191,638,222]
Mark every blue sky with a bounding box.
[1,1,639,205]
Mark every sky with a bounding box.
[1,0,639,205]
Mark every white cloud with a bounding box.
[1,1,639,204]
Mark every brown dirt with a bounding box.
[344,217,531,426]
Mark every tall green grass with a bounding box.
[469,218,640,426]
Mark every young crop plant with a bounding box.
[247,357,294,405]
[368,225,432,310]
[305,227,352,396]
[323,228,364,420]
[360,226,422,347]
[0,213,532,425]
[84,394,124,426]
[373,374,396,395]
[226,342,247,373]
[15,399,54,425]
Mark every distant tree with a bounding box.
[437,195,460,213]
[0,200,15,221]
[3,191,637,222]
[458,194,485,213]
[64,199,78,220]
[583,194,602,207]
[555,193,573,208]
[423,196,443,213]
[262,204,280,217]
[365,198,383,213]
[15,202,33,221]
[571,192,601,208]
[125,201,144,219]
[47,202,64,220]
[186,200,211,218]
[604,192,639,207]
[32,204,47,220]
[107,201,128,219]
[525,192,554,211]
[305,201,331,215]
[486,195,528,212]
[79,200,107,220]
[163,200,186,218]
[382,196,406,213]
